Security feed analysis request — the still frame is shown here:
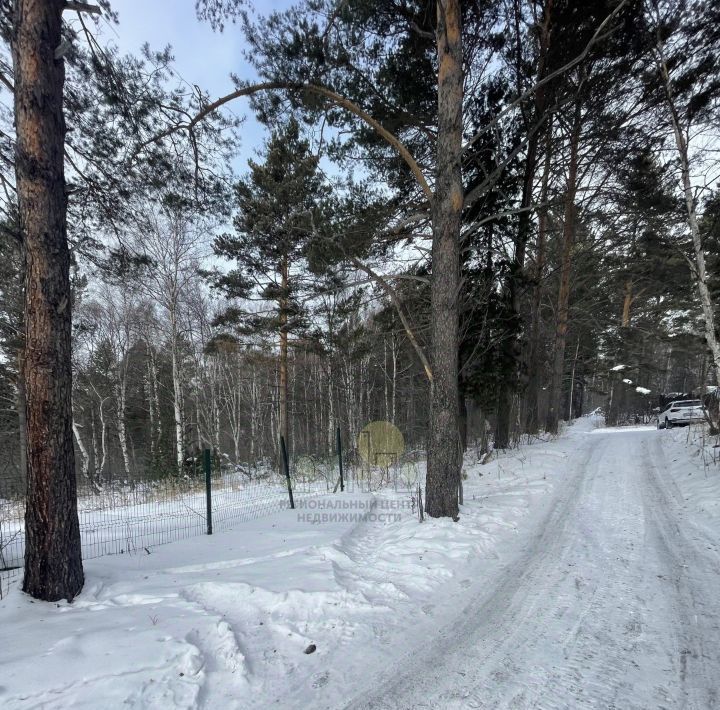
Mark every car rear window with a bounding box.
[675,400,702,407]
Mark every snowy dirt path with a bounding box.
[4,425,720,709]
[346,428,720,710]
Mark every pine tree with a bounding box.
[214,118,330,450]
[12,0,84,602]
[2,0,235,601]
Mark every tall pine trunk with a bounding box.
[425,0,463,519]
[545,102,581,434]
[17,350,27,487]
[279,255,289,449]
[496,0,553,445]
[525,119,553,433]
[13,0,83,601]
[494,136,539,448]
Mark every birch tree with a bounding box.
[647,0,720,387]
[137,209,204,473]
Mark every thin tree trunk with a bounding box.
[568,338,580,420]
[459,394,468,452]
[577,372,585,418]
[72,419,90,482]
[91,408,99,475]
[148,347,162,455]
[364,355,372,427]
[14,0,83,601]
[115,377,131,476]
[290,353,296,451]
[171,313,184,472]
[98,397,108,477]
[250,361,257,460]
[146,358,156,460]
[662,76,720,385]
[327,366,335,454]
[194,381,202,449]
[621,279,633,328]
[223,357,240,462]
[425,0,463,519]
[391,334,398,424]
[233,422,241,463]
[494,133,538,447]
[228,364,241,463]
[212,372,221,454]
[383,337,390,422]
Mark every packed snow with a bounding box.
[2,415,720,709]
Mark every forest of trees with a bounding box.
[1,0,719,598]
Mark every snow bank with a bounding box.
[0,432,591,709]
[656,424,720,524]
[569,411,605,432]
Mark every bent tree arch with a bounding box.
[146,1,464,518]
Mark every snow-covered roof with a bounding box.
[636,386,651,395]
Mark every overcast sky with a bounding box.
[103,0,294,171]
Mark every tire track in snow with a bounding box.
[346,429,720,710]
[642,436,720,709]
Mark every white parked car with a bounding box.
[657,400,706,429]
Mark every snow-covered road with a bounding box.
[348,428,720,709]
[3,424,719,709]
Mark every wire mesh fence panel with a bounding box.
[0,437,426,596]
[0,496,23,582]
[76,478,213,559]
[0,453,339,594]
[340,451,425,495]
[208,456,334,532]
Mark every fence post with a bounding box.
[336,426,344,492]
[203,448,213,535]
[280,435,295,509]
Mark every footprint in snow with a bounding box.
[312,671,329,688]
